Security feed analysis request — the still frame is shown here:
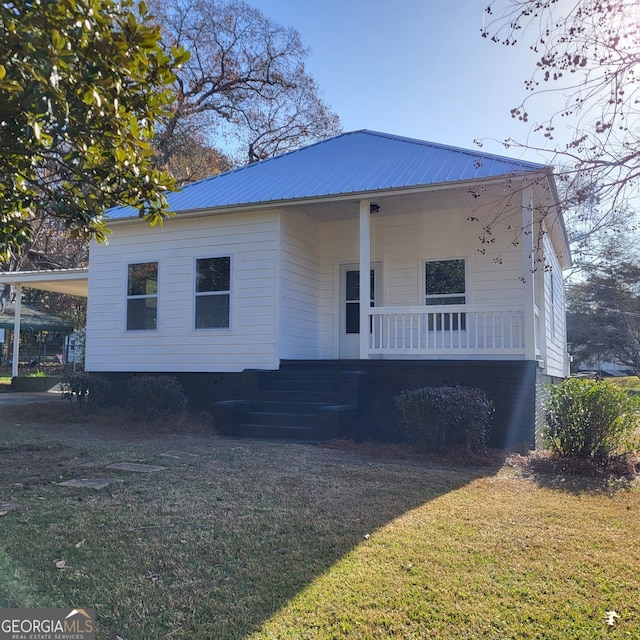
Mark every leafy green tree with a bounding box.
[567,262,640,373]
[0,0,189,261]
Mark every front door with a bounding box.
[339,263,380,358]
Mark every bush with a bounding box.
[395,385,493,452]
[126,375,187,420]
[544,378,638,460]
[61,370,112,412]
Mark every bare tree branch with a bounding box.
[148,0,342,170]
[481,0,640,218]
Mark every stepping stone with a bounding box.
[105,462,167,473]
[160,450,200,460]
[57,478,116,490]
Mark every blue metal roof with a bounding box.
[107,130,548,219]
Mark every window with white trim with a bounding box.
[425,259,466,305]
[195,257,230,329]
[425,259,466,330]
[126,262,158,331]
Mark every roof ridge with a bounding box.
[171,130,546,199]
[358,130,546,169]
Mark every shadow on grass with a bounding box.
[200,441,509,640]
[506,451,640,495]
[0,406,509,640]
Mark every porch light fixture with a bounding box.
[369,203,380,214]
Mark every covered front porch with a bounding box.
[316,186,541,364]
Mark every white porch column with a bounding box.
[522,187,537,360]
[359,199,371,359]
[11,285,22,378]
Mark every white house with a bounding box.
[6,131,571,446]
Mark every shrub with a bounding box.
[395,385,493,452]
[126,375,187,420]
[544,377,638,460]
[61,370,112,412]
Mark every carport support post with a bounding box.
[359,199,371,360]
[11,285,22,378]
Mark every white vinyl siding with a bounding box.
[542,234,568,376]
[86,211,279,373]
[278,210,321,359]
[85,192,568,372]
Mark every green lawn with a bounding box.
[610,375,640,391]
[0,403,638,639]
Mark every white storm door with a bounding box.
[339,263,380,358]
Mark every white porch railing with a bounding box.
[368,305,526,356]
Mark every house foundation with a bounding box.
[97,359,546,449]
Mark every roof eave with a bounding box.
[540,171,572,270]
[108,169,550,225]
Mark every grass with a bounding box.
[0,402,639,639]
[609,375,640,391]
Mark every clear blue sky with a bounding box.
[248,0,559,163]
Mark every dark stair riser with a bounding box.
[255,390,340,404]
[215,367,367,441]
[234,424,330,440]
[268,369,343,382]
[265,379,340,393]
[250,400,329,413]
[240,411,319,427]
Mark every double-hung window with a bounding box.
[126,262,158,331]
[425,259,466,330]
[195,257,230,329]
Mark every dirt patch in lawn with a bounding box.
[0,400,217,489]
[1,401,215,439]
[0,442,86,487]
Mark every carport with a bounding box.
[0,268,88,377]
[0,302,75,368]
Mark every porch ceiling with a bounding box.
[1,268,89,297]
[290,185,476,221]
[279,179,548,221]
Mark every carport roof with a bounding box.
[0,303,74,332]
[1,268,88,297]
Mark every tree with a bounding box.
[155,129,232,186]
[567,261,640,373]
[482,1,640,219]
[0,0,189,262]
[147,0,342,168]
[561,175,638,277]
[1,215,91,319]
